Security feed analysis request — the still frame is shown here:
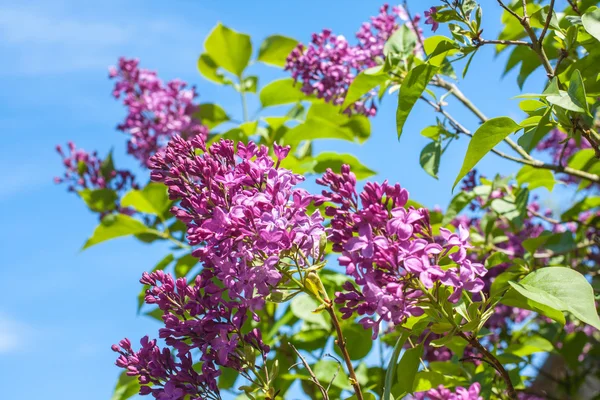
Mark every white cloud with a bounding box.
[0,4,204,76]
[0,313,30,353]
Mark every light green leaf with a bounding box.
[260,78,307,107]
[83,214,151,250]
[383,331,410,400]
[121,183,169,217]
[516,165,556,192]
[196,103,229,129]
[561,196,600,220]
[384,25,417,57]
[257,35,298,67]
[342,67,388,110]
[423,36,459,67]
[396,63,437,139]
[419,141,441,179]
[111,371,140,400]
[311,152,376,179]
[517,109,553,152]
[78,189,117,213]
[453,117,520,190]
[412,371,448,392]
[504,336,554,357]
[289,295,329,330]
[313,360,352,390]
[582,7,600,42]
[197,53,226,84]
[204,23,252,77]
[505,267,600,330]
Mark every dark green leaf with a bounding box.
[396,63,437,139]
[453,117,520,190]
[333,324,373,360]
[394,345,423,397]
[567,69,589,113]
[419,141,441,179]
[442,192,475,225]
[195,103,229,129]
[383,331,410,400]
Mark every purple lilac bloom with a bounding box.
[285,4,423,116]
[54,141,137,193]
[110,57,209,166]
[424,7,439,32]
[316,165,486,337]
[149,137,325,312]
[413,382,484,400]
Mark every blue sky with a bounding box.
[0,0,552,399]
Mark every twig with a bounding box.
[418,96,600,183]
[567,0,581,16]
[459,332,517,399]
[497,0,522,21]
[289,344,329,400]
[404,1,425,53]
[475,39,531,47]
[538,0,556,43]
[460,356,498,370]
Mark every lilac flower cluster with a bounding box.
[54,141,137,193]
[113,269,270,400]
[149,136,325,312]
[413,383,483,400]
[536,129,591,165]
[114,137,324,399]
[110,57,209,166]
[316,165,486,336]
[285,4,423,116]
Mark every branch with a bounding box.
[538,0,556,43]
[289,344,329,400]
[475,38,532,47]
[325,304,364,400]
[459,332,517,399]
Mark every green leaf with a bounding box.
[281,152,375,179]
[485,252,512,269]
[561,196,600,220]
[121,183,170,217]
[423,36,459,67]
[504,336,554,357]
[196,103,229,129]
[517,109,553,152]
[394,345,423,397]
[283,103,370,145]
[204,23,252,77]
[442,192,475,225]
[100,150,115,182]
[257,35,298,67]
[197,53,227,84]
[453,117,520,190]
[333,324,373,360]
[83,214,151,250]
[218,367,239,389]
[582,7,600,42]
[259,78,307,107]
[290,295,329,330]
[383,331,410,400]
[111,371,140,400]
[175,254,199,277]
[567,69,589,113]
[516,165,556,192]
[396,63,437,139]
[342,67,388,110]
[313,360,352,390]
[505,267,600,330]
[78,189,117,213]
[522,231,575,255]
[419,141,441,179]
[384,25,417,57]
[412,371,448,392]
[560,331,588,370]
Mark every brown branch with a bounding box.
[538,0,556,43]
[325,303,364,400]
[289,344,329,400]
[459,332,517,399]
